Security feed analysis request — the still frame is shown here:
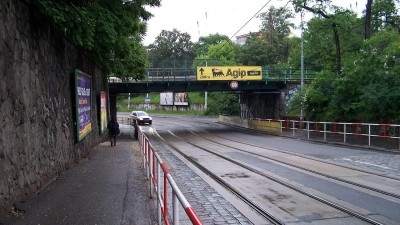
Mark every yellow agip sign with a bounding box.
[197,66,262,81]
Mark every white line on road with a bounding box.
[342,158,393,170]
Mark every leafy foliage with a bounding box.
[144,1,400,123]
[240,6,294,66]
[205,93,240,116]
[147,29,195,68]
[194,34,230,57]
[31,0,160,79]
[304,30,400,122]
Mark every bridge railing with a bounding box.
[263,68,315,81]
[146,68,196,82]
[138,126,203,225]
[108,68,316,83]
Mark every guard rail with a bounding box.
[138,127,204,225]
[252,119,400,150]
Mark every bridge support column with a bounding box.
[239,92,284,119]
[109,92,117,120]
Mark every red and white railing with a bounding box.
[250,119,400,149]
[138,127,203,225]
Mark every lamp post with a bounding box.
[300,11,305,122]
[205,60,208,110]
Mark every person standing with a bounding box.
[107,116,120,146]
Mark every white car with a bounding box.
[130,111,152,125]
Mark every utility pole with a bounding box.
[300,11,305,121]
[205,60,208,110]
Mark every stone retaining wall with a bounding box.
[0,0,107,217]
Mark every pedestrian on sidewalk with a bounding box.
[107,116,120,146]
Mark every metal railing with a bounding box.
[252,119,400,150]
[138,127,204,225]
[107,67,316,83]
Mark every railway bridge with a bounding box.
[108,66,315,119]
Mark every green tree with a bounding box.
[147,29,195,68]
[304,30,400,123]
[205,93,240,116]
[32,0,160,79]
[303,12,363,74]
[208,40,241,65]
[194,34,230,57]
[292,0,357,76]
[240,6,294,66]
[370,0,400,34]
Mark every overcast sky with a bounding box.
[142,0,367,46]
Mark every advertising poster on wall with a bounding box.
[75,69,92,141]
[160,92,174,106]
[100,92,107,133]
[174,92,188,106]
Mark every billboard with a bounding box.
[99,92,107,134]
[197,66,262,81]
[160,92,174,106]
[174,92,188,106]
[75,69,92,141]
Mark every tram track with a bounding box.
[146,128,284,225]
[188,129,400,200]
[150,126,384,225]
[155,119,400,199]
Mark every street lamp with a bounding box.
[300,10,305,122]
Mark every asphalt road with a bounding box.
[147,113,400,224]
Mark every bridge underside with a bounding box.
[108,80,297,120]
[109,80,286,93]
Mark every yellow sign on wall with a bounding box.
[197,66,262,81]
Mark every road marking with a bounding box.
[342,158,392,170]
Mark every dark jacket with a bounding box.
[107,119,120,135]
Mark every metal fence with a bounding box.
[138,127,203,225]
[253,119,400,150]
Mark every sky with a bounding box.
[142,0,367,46]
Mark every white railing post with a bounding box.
[368,124,371,146]
[344,124,347,143]
[292,121,295,136]
[173,192,179,225]
[146,142,149,179]
[324,123,327,141]
[307,122,310,139]
[157,162,162,225]
[149,149,153,198]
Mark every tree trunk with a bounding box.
[332,23,342,76]
[365,0,373,40]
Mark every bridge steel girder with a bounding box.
[108,80,286,94]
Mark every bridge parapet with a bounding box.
[108,67,316,84]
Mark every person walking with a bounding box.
[107,116,120,146]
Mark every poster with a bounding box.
[160,92,174,106]
[100,92,107,133]
[75,69,92,141]
[174,92,188,106]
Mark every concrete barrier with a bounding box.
[219,116,282,135]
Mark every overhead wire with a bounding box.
[214,0,294,58]
[228,0,273,40]
[211,0,273,56]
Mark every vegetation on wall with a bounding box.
[31,0,160,80]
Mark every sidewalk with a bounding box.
[4,125,157,225]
